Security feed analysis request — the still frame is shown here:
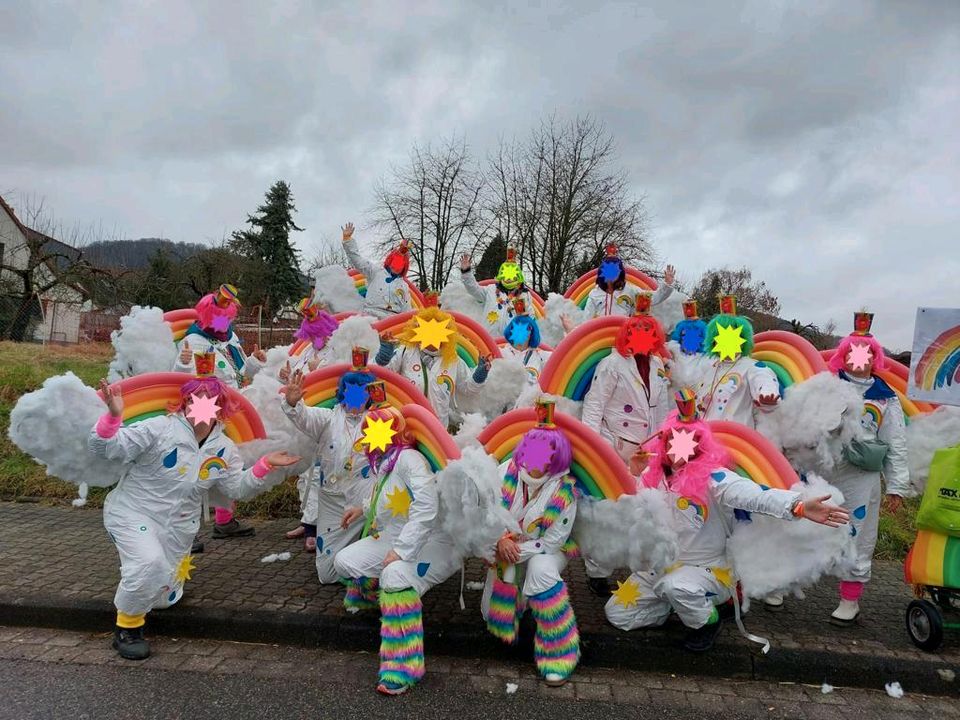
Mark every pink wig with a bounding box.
[168,377,240,419]
[195,293,238,331]
[294,310,339,350]
[513,427,573,476]
[641,411,732,504]
[361,406,415,471]
[829,334,887,374]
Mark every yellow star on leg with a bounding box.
[710,566,734,588]
[712,323,746,360]
[611,578,642,608]
[411,316,454,351]
[362,416,398,453]
[384,486,412,518]
[175,554,196,584]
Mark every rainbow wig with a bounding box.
[641,411,732,504]
[396,307,460,369]
[614,315,666,357]
[295,311,339,350]
[168,377,240,419]
[671,318,708,355]
[195,293,238,332]
[513,426,573,476]
[336,370,376,405]
[829,334,887,374]
[362,405,414,471]
[503,315,541,349]
[704,313,754,357]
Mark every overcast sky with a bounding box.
[2,1,957,350]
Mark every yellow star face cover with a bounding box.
[362,416,398,453]
[411,316,454,351]
[712,322,746,360]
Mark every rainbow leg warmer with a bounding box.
[486,575,520,645]
[528,581,580,680]
[343,577,380,613]
[378,588,425,688]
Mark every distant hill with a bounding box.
[83,238,206,270]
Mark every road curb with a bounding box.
[3,593,957,696]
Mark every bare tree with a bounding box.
[488,116,651,294]
[371,138,490,291]
[0,194,114,341]
[690,266,782,319]
[304,238,349,275]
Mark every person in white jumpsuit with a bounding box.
[375,302,490,429]
[341,222,412,319]
[667,300,711,389]
[825,313,910,624]
[90,364,299,660]
[580,298,672,595]
[458,248,535,337]
[605,390,849,651]
[277,295,341,550]
[499,299,552,403]
[173,284,265,539]
[582,244,675,319]
[691,295,780,429]
[281,358,377,583]
[480,401,581,687]
[333,405,461,696]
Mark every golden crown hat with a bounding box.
[194,351,217,378]
[351,346,370,370]
[853,311,874,336]
[718,294,737,316]
[633,292,653,316]
[534,397,556,427]
[366,379,388,408]
[675,387,699,422]
[512,297,528,316]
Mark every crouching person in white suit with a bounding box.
[333,399,461,696]
[604,388,849,652]
[90,357,299,660]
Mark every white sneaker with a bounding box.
[830,599,860,625]
[544,673,568,687]
[764,592,784,611]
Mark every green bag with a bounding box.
[843,437,889,472]
[916,445,960,537]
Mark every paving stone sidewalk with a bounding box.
[3,626,957,719]
[1,502,958,696]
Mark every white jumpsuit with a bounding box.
[832,375,910,583]
[281,399,373,583]
[380,347,484,429]
[692,355,780,430]
[583,283,673,319]
[481,465,578,618]
[605,468,800,631]
[89,415,275,616]
[461,270,533,337]
[333,448,460,594]
[173,329,262,389]
[500,343,552,399]
[343,240,412,319]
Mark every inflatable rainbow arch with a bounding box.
[374,310,502,369]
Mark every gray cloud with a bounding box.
[1,0,957,349]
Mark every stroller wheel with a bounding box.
[906,599,944,652]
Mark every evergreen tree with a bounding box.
[475,234,507,281]
[229,181,305,317]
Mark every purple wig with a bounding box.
[513,426,573,476]
[294,310,339,350]
[829,334,887,374]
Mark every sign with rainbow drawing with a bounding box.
[909,307,960,406]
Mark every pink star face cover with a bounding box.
[186,393,221,426]
[846,342,874,372]
[210,314,232,333]
[666,427,699,464]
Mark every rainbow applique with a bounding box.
[820,350,938,418]
[98,373,266,445]
[299,364,434,414]
[751,331,828,388]
[564,267,659,310]
[347,268,425,309]
[199,454,228,479]
[435,373,455,394]
[477,279,546,318]
[478,406,636,500]
[374,310,501,369]
[676,496,709,522]
[862,402,883,429]
[914,324,960,391]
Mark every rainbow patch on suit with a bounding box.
[863,402,883,429]
[677,496,709,522]
[436,373,455,393]
[199,456,228,479]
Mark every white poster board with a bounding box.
[908,307,960,406]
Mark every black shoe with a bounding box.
[212,519,256,539]
[587,577,612,598]
[683,619,723,653]
[191,539,204,554]
[112,625,150,660]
